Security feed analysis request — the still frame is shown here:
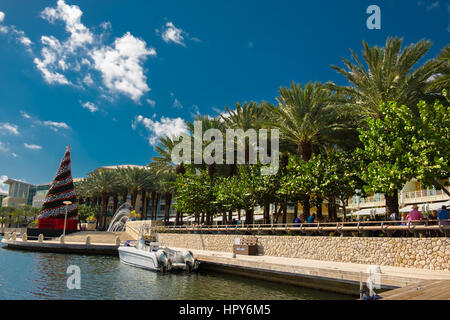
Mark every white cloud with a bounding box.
[0,175,9,194]
[100,21,112,30]
[173,98,183,109]
[21,111,70,132]
[83,73,94,86]
[30,1,156,102]
[0,141,9,152]
[42,120,70,131]
[82,101,99,112]
[0,11,33,51]
[21,111,31,119]
[146,99,156,107]
[160,22,186,47]
[40,0,94,50]
[426,1,439,11]
[91,32,156,102]
[133,115,188,146]
[11,153,18,158]
[24,143,42,150]
[0,123,19,135]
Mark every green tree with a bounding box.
[332,37,445,213]
[357,98,449,216]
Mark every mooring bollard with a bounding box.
[38,234,44,243]
[115,236,121,246]
[22,233,27,242]
[85,235,91,245]
[59,235,65,244]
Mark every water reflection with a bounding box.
[0,240,351,300]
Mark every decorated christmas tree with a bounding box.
[38,146,78,231]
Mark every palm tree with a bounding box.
[426,45,450,95]
[331,37,444,215]
[87,170,119,230]
[119,167,153,212]
[220,102,268,224]
[267,81,351,218]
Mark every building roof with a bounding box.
[4,179,33,186]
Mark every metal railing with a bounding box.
[149,219,450,237]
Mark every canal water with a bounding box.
[0,237,352,300]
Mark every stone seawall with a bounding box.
[155,233,449,271]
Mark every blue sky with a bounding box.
[0,0,448,190]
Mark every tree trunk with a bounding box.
[164,192,172,225]
[113,195,119,215]
[145,196,150,220]
[385,190,399,219]
[327,196,337,222]
[228,211,233,224]
[300,195,310,219]
[122,191,128,204]
[245,208,254,225]
[99,193,109,230]
[263,203,270,224]
[298,141,313,161]
[131,190,138,209]
[140,190,146,219]
[316,197,323,220]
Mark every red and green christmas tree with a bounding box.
[38,146,78,231]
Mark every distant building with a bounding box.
[347,179,450,217]
[0,192,7,207]
[1,179,51,208]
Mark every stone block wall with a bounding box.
[155,233,449,271]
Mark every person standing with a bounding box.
[307,214,315,224]
[437,205,449,224]
[406,205,423,221]
[437,205,449,237]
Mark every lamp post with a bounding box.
[63,201,72,237]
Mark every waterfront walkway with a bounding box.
[380,280,450,300]
[170,246,450,297]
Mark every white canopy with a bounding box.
[400,202,448,213]
[353,208,385,216]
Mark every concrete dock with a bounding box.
[170,247,450,297]
[0,231,131,255]
[380,280,450,300]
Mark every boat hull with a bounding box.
[118,246,160,271]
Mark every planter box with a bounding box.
[86,223,96,231]
[233,244,258,256]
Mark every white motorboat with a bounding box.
[118,237,199,273]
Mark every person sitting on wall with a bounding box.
[437,205,449,225]
[293,216,301,227]
[307,214,315,224]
